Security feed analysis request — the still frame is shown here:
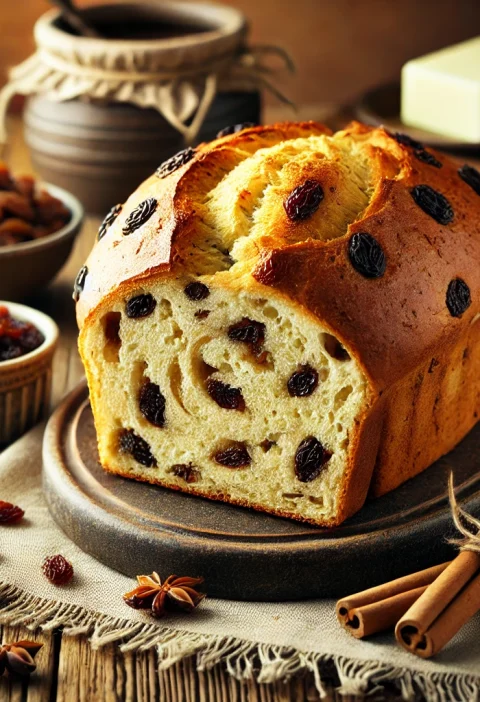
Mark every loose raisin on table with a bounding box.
[171,463,200,483]
[458,164,480,196]
[0,500,24,524]
[122,198,157,235]
[411,185,454,225]
[156,148,195,179]
[98,203,122,240]
[126,293,157,319]
[214,443,251,468]
[216,122,256,138]
[139,381,166,427]
[184,282,210,301]
[348,232,386,279]
[73,265,88,301]
[446,278,471,318]
[284,180,324,221]
[206,379,245,411]
[287,365,319,397]
[414,149,442,168]
[42,555,74,585]
[227,318,266,357]
[294,437,332,482]
[392,132,423,149]
[119,429,157,467]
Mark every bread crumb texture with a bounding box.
[78,122,480,526]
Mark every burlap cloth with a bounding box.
[1,410,480,699]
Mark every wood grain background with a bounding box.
[0,0,479,106]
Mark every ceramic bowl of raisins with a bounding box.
[0,301,59,446]
[0,162,84,300]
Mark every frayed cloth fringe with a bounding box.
[1,582,479,701]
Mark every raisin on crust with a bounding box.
[76,121,479,526]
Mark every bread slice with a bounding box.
[76,121,480,526]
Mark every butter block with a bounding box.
[401,37,480,142]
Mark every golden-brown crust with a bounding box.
[371,312,480,495]
[77,119,480,522]
[76,121,331,328]
[252,130,480,390]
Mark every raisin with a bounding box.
[284,179,324,221]
[287,365,319,397]
[42,555,74,585]
[98,203,122,240]
[227,318,266,357]
[213,443,251,468]
[411,185,453,225]
[446,278,471,318]
[348,232,386,278]
[156,147,195,179]
[194,310,210,319]
[0,500,24,524]
[216,122,256,138]
[294,437,332,483]
[206,378,245,411]
[139,381,166,427]
[171,463,200,483]
[126,293,157,319]
[414,149,442,168]
[119,429,157,467]
[72,265,88,301]
[392,132,423,149]
[458,164,480,196]
[184,282,210,301]
[122,198,157,235]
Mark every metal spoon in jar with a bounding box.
[48,0,102,39]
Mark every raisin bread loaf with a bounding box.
[75,121,480,527]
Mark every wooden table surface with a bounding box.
[0,111,370,702]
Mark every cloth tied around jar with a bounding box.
[0,4,294,147]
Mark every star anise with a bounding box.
[123,572,205,618]
[0,640,43,677]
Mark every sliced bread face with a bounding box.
[82,278,368,526]
[78,120,480,527]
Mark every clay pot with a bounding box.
[24,91,260,215]
[22,2,261,215]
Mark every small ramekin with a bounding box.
[0,302,59,447]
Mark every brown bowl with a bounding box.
[0,183,84,301]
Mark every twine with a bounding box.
[0,44,294,146]
[448,472,480,554]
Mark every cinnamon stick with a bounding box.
[395,550,480,658]
[336,561,450,639]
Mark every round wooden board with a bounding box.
[43,382,480,601]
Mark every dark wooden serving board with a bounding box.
[42,382,480,601]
